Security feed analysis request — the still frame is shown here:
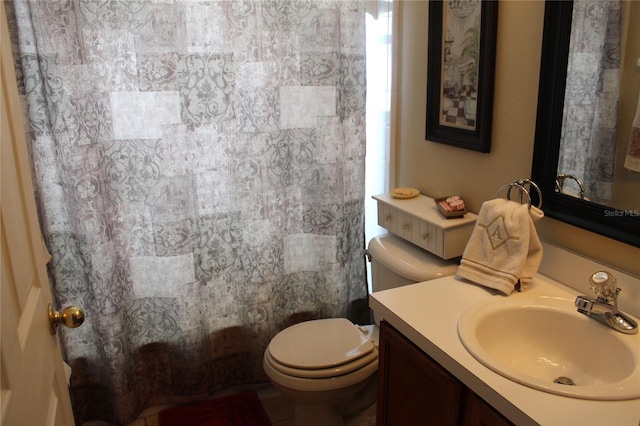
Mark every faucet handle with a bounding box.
[589,271,618,302]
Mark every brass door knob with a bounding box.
[48,303,85,335]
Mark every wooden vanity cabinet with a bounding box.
[375,321,463,425]
[461,391,513,426]
[376,321,513,426]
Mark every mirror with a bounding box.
[532,0,640,248]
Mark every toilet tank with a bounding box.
[367,234,458,293]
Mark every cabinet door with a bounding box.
[378,203,396,233]
[397,211,413,240]
[462,391,513,426]
[377,321,463,426]
[417,220,439,256]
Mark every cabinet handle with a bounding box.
[403,223,410,230]
[422,233,428,240]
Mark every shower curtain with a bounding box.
[558,0,621,203]
[4,0,368,423]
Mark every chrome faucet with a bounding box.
[575,271,638,334]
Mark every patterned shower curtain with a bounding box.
[4,0,368,423]
[558,0,621,204]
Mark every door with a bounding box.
[1,5,75,425]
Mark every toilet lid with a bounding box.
[268,318,375,369]
[265,347,378,379]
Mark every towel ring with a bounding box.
[495,179,542,209]
[496,183,531,206]
[513,179,542,208]
[555,173,585,199]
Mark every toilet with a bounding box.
[263,234,459,426]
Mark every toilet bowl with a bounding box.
[263,234,458,426]
[263,319,379,426]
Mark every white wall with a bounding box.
[394,0,640,275]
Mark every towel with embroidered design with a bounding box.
[457,198,544,295]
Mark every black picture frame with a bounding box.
[426,0,499,153]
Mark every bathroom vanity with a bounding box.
[369,245,640,425]
[376,320,511,425]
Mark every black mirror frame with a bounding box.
[532,0,640,248]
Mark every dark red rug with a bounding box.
[158,390,272,426]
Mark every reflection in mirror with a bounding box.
[557,0,639,209]
[532,0,640,248]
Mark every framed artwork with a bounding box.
[426,0,499,153]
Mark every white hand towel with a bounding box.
[457,198,544,295]
[624,89,640,173]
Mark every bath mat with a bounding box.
[158,390,272,426]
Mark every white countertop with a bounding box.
[369,274,640,426]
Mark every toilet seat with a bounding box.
[263,350,379,393]
[266,318,377,379]
[265,347,378,379]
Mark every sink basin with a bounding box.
[458,295,640,400]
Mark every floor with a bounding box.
[84,383,377,426]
